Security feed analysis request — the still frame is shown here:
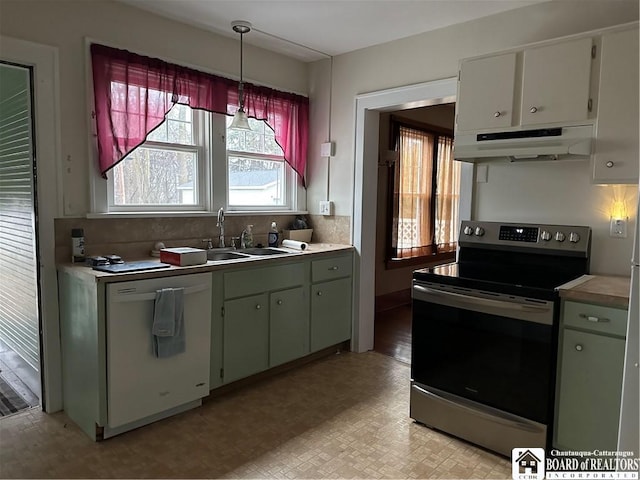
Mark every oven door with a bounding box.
[411,281,557,424]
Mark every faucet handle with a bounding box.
[231,237,240,249]
[201,238,214,250]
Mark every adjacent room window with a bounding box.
[108,103,206,211]
[226,116,293,209]
[389,121,460,261]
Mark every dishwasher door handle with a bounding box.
[111,283,210,303]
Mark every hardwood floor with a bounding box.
[374,291,412,364]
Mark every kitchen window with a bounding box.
[225,116,295,210]
[108,103,207,212]
[89,43,308,216]
[388,120,460,263]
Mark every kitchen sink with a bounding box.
[237,247,292,256]
[207,250,250,261]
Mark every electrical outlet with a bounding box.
[319,200,333,216]
[610,218,628,238]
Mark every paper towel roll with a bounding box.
[282,239,308,250]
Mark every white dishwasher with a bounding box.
[106,272,211,433]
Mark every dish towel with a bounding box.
[152,288,185,358]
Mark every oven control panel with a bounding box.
[459,221,591,255]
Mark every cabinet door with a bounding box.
[593,27,639,184]
[555,328,625,451]
[270,287,309,367]
[456,53,516,132]
[310,277,352,352]
[223,293,269,383]
[521,38,593,126]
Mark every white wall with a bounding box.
[0,0,308,217]
[308,0,639,275]
[475,162,637,275]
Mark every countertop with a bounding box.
[557,274,631,309]
[58,243,354,283]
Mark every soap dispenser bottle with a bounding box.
[241,224,254,248]
[268,222,279,247]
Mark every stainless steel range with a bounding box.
[410,220,591,456]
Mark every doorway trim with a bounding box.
[351,78,473,353]
[1,36,63,412]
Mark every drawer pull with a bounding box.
[575,344,583,352]
[328,266,339,271]
[579,313,610,323]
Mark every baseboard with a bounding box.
[375,289,411,312]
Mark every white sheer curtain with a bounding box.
[435,136,461,247]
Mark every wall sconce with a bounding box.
[609,197,629,238]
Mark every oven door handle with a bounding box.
[413,284,553,325]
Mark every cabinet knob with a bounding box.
[255,304,262,310]
[317,291,322,296]
[606,161,615,168]
[575,344,583,352]
[277,299,283,305]
[529,106,538,113]
[494,111,501,118]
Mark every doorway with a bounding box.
[351,77,474,354]
[373,104,456,364]
[0,61,41,413]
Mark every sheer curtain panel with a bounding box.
[91,44,309,185]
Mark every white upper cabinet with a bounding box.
[521,38,593,126]
[456,37,595,132]
[457,53,516,132]
[593,27,639,184]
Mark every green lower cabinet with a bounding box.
[269,287,309,367]
[223,293,269,383]
[555,328,625,450]
[310,277,352,352]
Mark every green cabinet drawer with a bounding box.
[224,262,306,299]
[563,301,627,337]
[555,328,625,451]
[312,254,352,283]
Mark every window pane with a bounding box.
[113,147,197,206]
[228,156,284,206]
[147,104,193,144]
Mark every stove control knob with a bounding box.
[569,232,580,243]
[555,232,566,242]
[540,230,552,241]
[463,226,474,236]
[474,226,485,237]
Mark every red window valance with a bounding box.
[90,43,309,186]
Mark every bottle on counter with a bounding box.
[241,224,254,248]
[268,222,279,247]
[71,228,85,263]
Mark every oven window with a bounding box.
[411,299,554,423]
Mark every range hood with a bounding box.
[454,125,594,162]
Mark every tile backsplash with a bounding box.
[55,214,351,264]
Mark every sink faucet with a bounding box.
[216,207,225,248]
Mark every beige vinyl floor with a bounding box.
[0,351,511,479]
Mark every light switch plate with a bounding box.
[610,218,628,238]
[319,200,333,216]
[320,142,335,157]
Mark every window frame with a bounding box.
[385,117,458,267]
[106,107,209,213]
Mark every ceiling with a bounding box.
[116,0,547,62]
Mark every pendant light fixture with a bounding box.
[230,20,252,131]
